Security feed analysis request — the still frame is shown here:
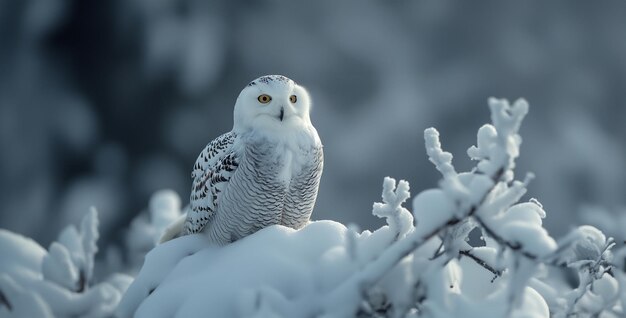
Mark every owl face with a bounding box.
[233,75,312,134]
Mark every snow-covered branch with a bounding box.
[372,177,414,240]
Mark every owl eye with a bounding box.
[289,95,297,103]
[257,94,272,104]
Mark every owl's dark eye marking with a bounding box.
[257,94,272,104]
[289,95,297,103]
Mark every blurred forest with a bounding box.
[1,1,625,248]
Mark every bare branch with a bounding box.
[459,249,503,280]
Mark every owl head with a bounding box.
[232,75,313,134]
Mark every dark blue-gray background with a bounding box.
[1,1,625,247]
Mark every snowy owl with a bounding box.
[168,75,323,245]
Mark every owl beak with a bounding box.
[279,107,284,121]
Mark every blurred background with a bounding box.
[1,1,625,249]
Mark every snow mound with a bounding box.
[118,221,351,317]
[118,218,552,318]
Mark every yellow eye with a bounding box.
[289,95,297,103]
[257,94,272,104]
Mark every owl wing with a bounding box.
[184,131,239,235]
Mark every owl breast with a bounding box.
[204,134,323,245]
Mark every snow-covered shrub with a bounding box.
[117,98,626,318]
[0,209,132,318]
[124,190,184,272]
[42,207,99,292]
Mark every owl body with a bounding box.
[182,75,323,245]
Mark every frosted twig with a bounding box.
[424,128,457,179]
[372,177,413,240]
[488,97,528,143]
[424,128,470,204]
